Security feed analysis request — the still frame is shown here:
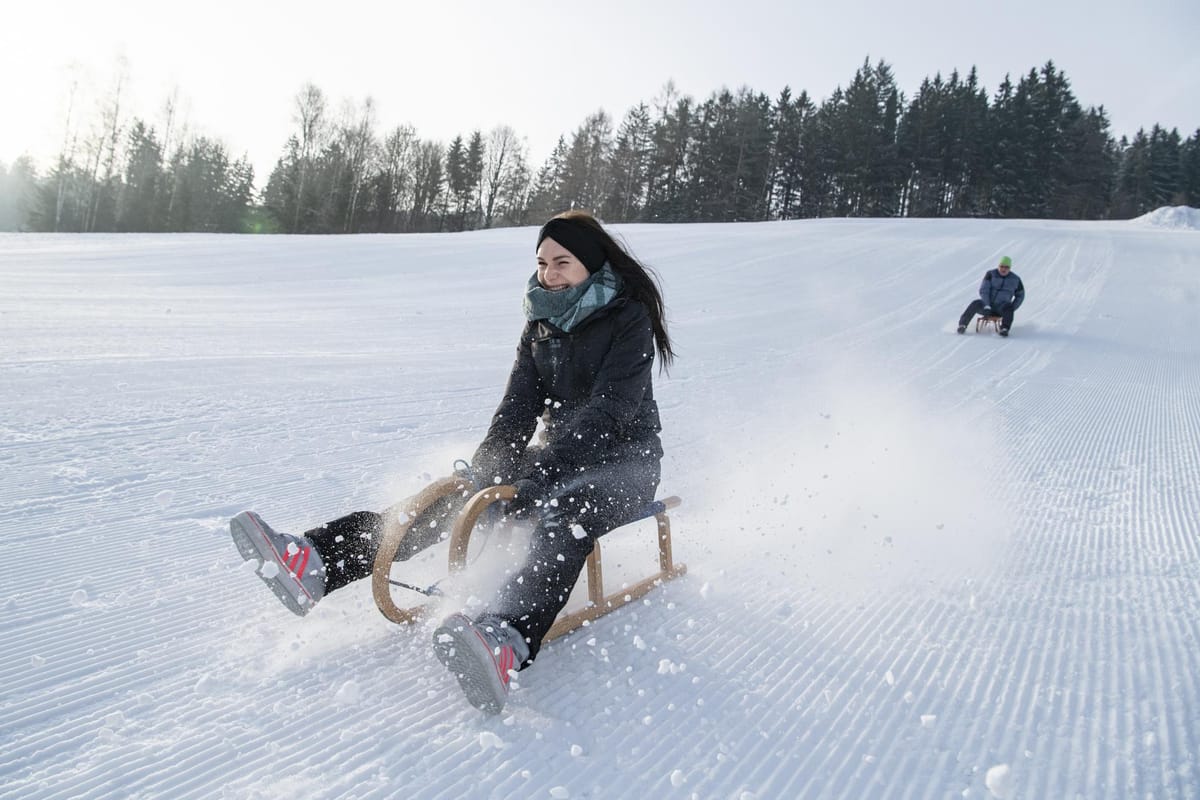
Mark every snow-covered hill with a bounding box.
[1132,205,1200,230]
[2,216,1199,799]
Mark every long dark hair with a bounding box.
[552,210,675,369]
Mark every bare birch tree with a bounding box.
[480,125,525,228]
[292,83,328,231]
[340,97,377,232]
[378,124,417,230]
[85,57,129,231]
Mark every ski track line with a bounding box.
[5,225,1200,799]
[555,578,964,798]
[6,619,449,798]
[985,359,1200,792]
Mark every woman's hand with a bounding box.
[504,478,544,518]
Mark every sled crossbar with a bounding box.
[545,494,684,642]
[976,315,1003,333]
[371,478,686,642]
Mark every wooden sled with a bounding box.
[371,478,686,642]
[976,315,1003,333]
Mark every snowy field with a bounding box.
[2,211,1199,799]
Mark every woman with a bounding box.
[229,211,673,714]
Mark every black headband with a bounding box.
[536,218,606,273]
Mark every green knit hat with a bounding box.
[999,256,1013,268]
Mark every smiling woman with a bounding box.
[229,209,676,714]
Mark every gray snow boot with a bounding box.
[433,613,530,714]
[230,511,326,616]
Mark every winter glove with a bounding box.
[504,478,545,519]
[982,305,993,314]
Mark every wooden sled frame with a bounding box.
[371,478,686,642]
[976,315,1003,333]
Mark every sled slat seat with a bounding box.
[976,315,1003,333]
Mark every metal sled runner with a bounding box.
[370,478,686,642]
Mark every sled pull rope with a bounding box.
[386,578,444,597]
[452,459,481,489]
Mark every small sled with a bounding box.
[976,315,1003,333]
[371,478,686,642]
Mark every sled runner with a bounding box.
[976,315,1003,333]
[371,478,686,641]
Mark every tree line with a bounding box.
[2,58,1197,233]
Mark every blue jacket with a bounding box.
[979,269,1025,310]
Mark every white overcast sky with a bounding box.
[2,0,1197,182]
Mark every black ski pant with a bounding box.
[491,456,661,667]
[304,489,468,593]
[959,299,1016,330]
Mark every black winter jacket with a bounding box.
[472,294,663,488]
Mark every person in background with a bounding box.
[957,256,1025,337]
[230,210,674,715]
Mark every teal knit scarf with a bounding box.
[523,263,623,332]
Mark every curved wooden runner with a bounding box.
[374,479,687,641]
[447,485,516,570]
[370,475,470,624]
[450,487,687,642]
[976,315,1003,333]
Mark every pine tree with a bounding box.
[800,95,839,217]
[0,157,37,231]
[601,103,652,222]
[1112,131,1152,218]
[1057,106,1117,218]
[263,137,303,231]
[559,111,613,213]
[1181,129,1200,207]
[117,120,164,231]
[949,67,991,216]
[1147,125,1184,207]
[643,89,694,223]
[684,89,730,221]
[897,74,947,216]
[770,87,816,220]
[731,89,775,220]
[526,136,568,221]
[986,75,1022,217]
[465,131,485,229]
[445,135,468,231]
[823,59,903,216]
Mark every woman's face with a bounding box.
[536,237,590,290]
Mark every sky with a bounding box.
[3,212,1200,797]
[2,0,1197,183]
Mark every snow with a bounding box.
[1131,204,1200,230]
[985,763,1014,799]
[3,212,1200,798]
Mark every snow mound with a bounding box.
[1131,205,1200,229]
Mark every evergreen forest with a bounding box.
[1,59,1196,234]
